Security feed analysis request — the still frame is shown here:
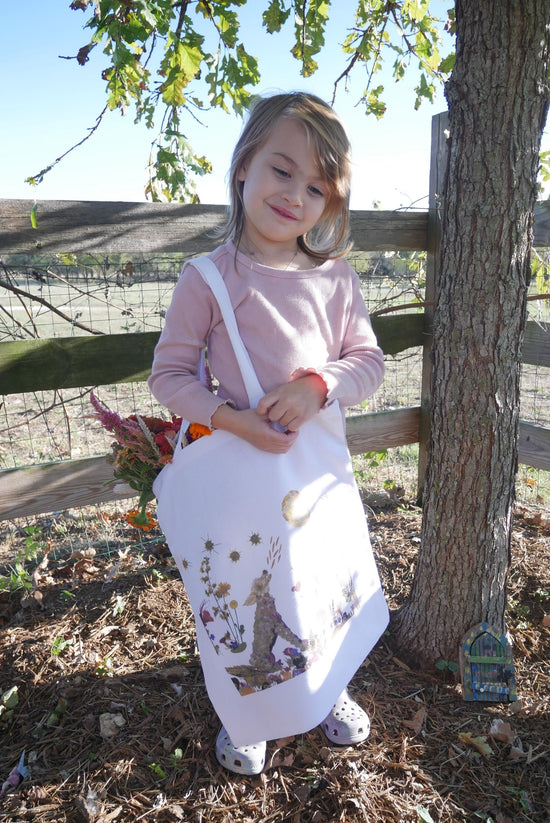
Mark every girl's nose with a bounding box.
[283,182,302,206]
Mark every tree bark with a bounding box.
[393,0,550,665]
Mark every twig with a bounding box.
[26,105,109,186]
[0,303,37,339]
[56,389,73,456]
[0,265,41,337]
[331,51,360,105]
[38,264,139,317]
[369,294,548,318]
[0,387,93,436]
[371,301,434,316]
[0,276,104,335]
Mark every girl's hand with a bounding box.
[210,405,298,453]
[256,374,327,432]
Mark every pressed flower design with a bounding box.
[193,525,363,695]
[199,545,246,654]
[191,527,354,694]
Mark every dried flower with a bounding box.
[126,508,157,531]
[90,391,212,528]
[187,422,212,441]
[89,391,185,529]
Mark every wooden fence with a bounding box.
[1,113,550,521]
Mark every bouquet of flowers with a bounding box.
[90,390,210,529]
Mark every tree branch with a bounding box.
[0,271,104,336]
[0,303,38,340]
[370,301,434,317]
[174,0,190,39]
[26,105,109,186]
[331,51,360,105]
[0,387,94,436]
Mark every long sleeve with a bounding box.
[315,268,384,407]
[148,264,230,426]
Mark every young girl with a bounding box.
[148,91,388,775]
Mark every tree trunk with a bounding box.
[393,0,550,666]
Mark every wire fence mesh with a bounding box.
[0,251,548,565]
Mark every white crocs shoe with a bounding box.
[320,689,371,745]
[215,726,266,775]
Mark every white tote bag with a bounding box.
[153,256,389,746]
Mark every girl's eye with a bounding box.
[308,185,325,198]
[273,166,290,178]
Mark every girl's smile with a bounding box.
[270,204,299,221]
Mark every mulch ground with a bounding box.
[0,501,549,823]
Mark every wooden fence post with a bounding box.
[417,111,449,503]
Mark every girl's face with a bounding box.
[237,117,328,253]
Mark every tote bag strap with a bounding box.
[191,256,265,408]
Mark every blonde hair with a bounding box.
[219,92,353,260]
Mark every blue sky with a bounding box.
[2,2,544,210]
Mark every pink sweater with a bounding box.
[148,241,384,426]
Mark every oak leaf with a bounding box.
[402,706,428,734]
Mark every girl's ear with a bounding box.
[237,161,247,182]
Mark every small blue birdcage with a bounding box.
[460,622,517,702]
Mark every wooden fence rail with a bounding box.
[2,125,550,520]
[2,197,550,256]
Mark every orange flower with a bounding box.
[126,508,157,531]
[188,423,212,441]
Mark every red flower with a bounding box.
[154,432,173,455]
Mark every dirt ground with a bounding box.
[0,500,549,823]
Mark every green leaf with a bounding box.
[216,8,240,48]
[415,33,440,73]
[58,253,77,265]
[136,3,159,30]
[404,0,429,23]
[52,636,74,656]
[149,762,167,778]
[414,72,436,109]
[364,85,386,119]
[439,52,455,74]
[120,17,149,44]
[393,57,407,81]
[292,0,330,77]
[147,122,213,202]
[48,0,451,202]
[263,0,291,33]
[30,204,38,229]
[160,37,203,106]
